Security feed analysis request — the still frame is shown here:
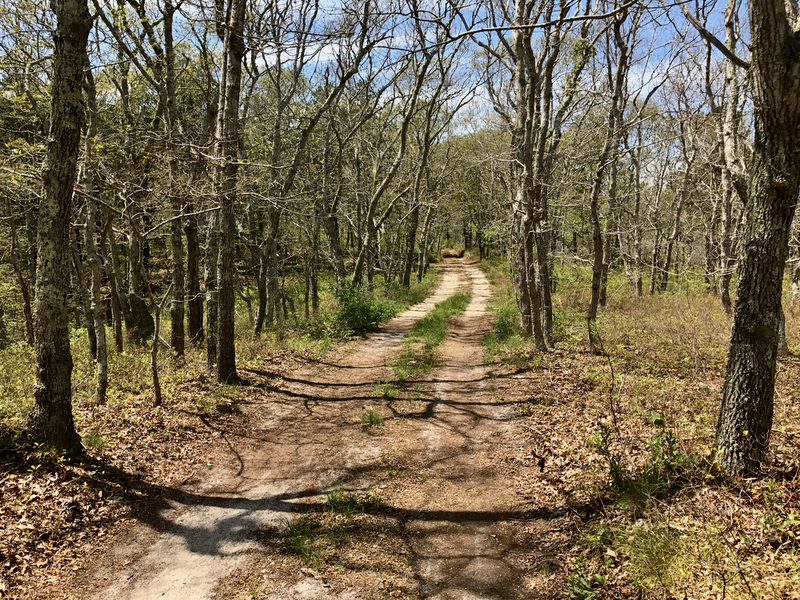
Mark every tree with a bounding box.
[715,0,800,476]
[587,3,629,354]
[213,0,247,383]
[25,0,91,453]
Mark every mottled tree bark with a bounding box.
[164,0,185,359]
[214,0,246,383]
[588,8,628,354]
[126,214,155,344]
[659,155,693,293]
[185,207,203,344]
[204,211,218,372]
[70,225,96,358]
[7,201,35,345]
[99,215,124,353]
[718,0,746,314]
[26,0,91,454]
[716,0,800,476]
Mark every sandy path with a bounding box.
[81,259,533,600]
[383,262,531,600]
[87,263,469,600]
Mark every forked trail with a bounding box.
[82,259,533,600]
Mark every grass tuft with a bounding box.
[360,406,385,426]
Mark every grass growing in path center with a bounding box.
[392,291,471,383]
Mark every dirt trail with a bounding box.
[85,260,531,599]
[382,263,530,600]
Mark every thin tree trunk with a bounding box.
[70,223,96,358]
[7,201,35,345]
[108,223,130,324]
[82,60,107,403]
[205,211,218,371]
[99,215,123,353]
[185,206,203,344]
[417,207,433,282]
[660,151,694,293]
[214,0,246,384]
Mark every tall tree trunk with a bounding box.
[126,212,154,344]
[163,0,185,358]
[213,0,246,383]
[82,59,107,403]
[587,7,628,353]
[631,137,644,297]
[417,207,434,282]
[70,223,96,358]
[660,155,693,293]
[107,223,130,325]
[26,0,91,455]
[185,207,203,344]
[99,215,124,353]
[716,0,800,476]
[718,0,747,314]
[403,204,420,288]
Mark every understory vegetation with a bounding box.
[480,256,800,599]
[0,269,438,437]
[366,291,471,413]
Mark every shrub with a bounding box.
[330,283,403,338]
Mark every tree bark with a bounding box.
[163,0,185,359]
[660,151,694,293]
[82,59,107,403]
[214,0,246,383]
[126,212,154,344]
[7,201,35,345]
[70,222,96,358]
[588,8,628,353]
[99,215,124,353]
[185,207,203,344]
[715,0,800,476]
[26,0,91,455]
[204,211,218,372]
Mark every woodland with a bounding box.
[1,0,800,598]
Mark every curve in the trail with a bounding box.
[87,262,469,600]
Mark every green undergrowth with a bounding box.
[478,255,800,598]
[478,256,527,364]
[360,406,385,426]
[283,486,383,569]
[587,418,707,512]
[392,292,471,383]
[0,269,440,445]
[314,272,439,340]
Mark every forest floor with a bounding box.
[3,259,570,599]
[3,257,800,599]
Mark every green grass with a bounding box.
[390,292,471,383]
[360,406,385,425]
[81,430,109,449]
[372,381,400,398]
[408,292,471,347]
[325,486,382,515]
[283,486,383,568]
[283,515,327,568]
